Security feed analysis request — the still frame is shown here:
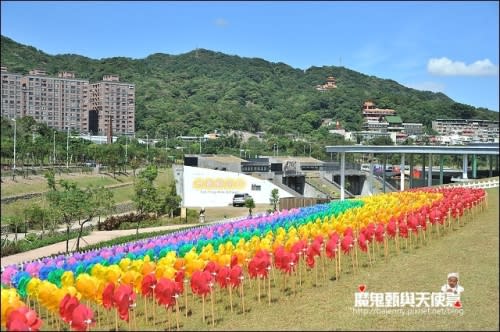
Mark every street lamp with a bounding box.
[66,126,70,169]
[12,119,16,178]
[53,131,56,166]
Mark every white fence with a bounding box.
[436,177,499,189]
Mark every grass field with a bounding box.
[28,187,498,331]
[0,169,173,221]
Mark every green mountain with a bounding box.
[1,35,498,138]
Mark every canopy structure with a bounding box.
[325,144,500,200]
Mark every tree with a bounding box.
[75,185,115,251]
[133,165,159,236]
[244,197,256,217]
[130,157,141,177]
[163,182,182,218]
[24,204,50,240]
[46,180,87,254]
[269,188,280,212]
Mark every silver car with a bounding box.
[232,193,251,207]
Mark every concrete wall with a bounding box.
[181,166,295,207]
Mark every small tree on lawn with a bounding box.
[164,182,182,218]
[269,188,280,212]
[25,204,51,240]
[75,185,115,251]
[244,197,256,218]
[133,165,159,236]
[46,180,87,254]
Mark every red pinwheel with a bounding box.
[204,261,220,280]
[102,282,115,310]
[340,234,354,254]
[374,223,385,243]
[364,224,375,241]
[407,214,419,234]
[306,239,322,268]
[59,294,80,323]
[325,236,338,259]
[70,303,95,331]
[343,227,353,238]
[155,278,178,308]
[398,222,408,238]
[190,270,212,296]
[274,246,294,274]
[386,219,397,238]
[215,266,231,288]
[6,306,42,332]
[141,273,157,297]
[230,254,239,267]
[358,232,368,252]
[229,265,243,288]
[290,239,307,261]
[248,250,271,279]
[174,270,185,294]
[113,284,136,322]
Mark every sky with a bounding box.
[1,1,499,112]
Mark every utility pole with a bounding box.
[66,126,70,169]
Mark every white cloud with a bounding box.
[214,18,228,27]
[404,81,446,93]
[427,57,499,76]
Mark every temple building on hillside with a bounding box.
[315,76,337,91]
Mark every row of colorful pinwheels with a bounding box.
[0,187,486,331]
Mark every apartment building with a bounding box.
[88,75,135,136]
[20,70,89,132]
[0,67,135,136]
[1,66,23,119]
[432,119,499,143]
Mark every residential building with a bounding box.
[88,75,135,136]
[1,66,23,119]
[432,119,499,143]
[0,67,136,136]
[20,70,89,132]
[403,122,424,136]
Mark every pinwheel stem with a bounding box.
[115,308,118,331]
[350,251,355,274]
[134,305,137,331]
[258,277,261,303]
[354,244,359,272]
[202,294,206,322]
[240,283,245,314]
[143,296,148,325]
[395,233,400,255]
[184,285,188,318]
[337,245,342,276]
[384,237,388,262]
[167,306,171,331]
[367,243,372,268]
[322,254,326,283]
[229,285,233,312]
[335,252,339,281]
[315,259,318,286]
[211,290,215,326]
[268,277,271,306]
[176,298,180,331]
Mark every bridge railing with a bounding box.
[435,177,499,189]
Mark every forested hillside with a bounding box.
[2,35,498,138]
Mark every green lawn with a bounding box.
[1,168,174,222]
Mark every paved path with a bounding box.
[1,223,201,267]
